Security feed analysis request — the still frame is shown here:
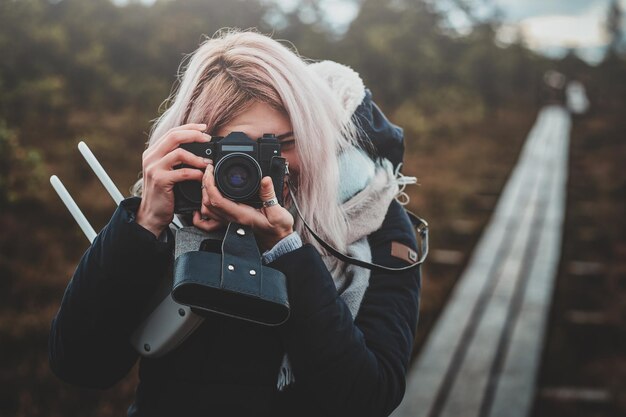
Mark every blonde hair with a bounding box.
[132,29,360,253]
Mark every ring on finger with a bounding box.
[262,197,279,208]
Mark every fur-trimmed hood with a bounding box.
[309,60,406,170]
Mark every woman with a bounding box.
[49,30,421,417]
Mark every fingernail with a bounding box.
[199,123,207,130]
[203,133,212,141]
[202,158,211,164]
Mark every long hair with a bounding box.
[132,29,360,253]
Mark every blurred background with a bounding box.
[1,0,625,416]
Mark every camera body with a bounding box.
[173,131,286,214]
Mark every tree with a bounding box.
[607,0,624,56]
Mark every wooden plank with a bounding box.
[439,107,564,417]
[486,106,571,417]
[392,106,571,417]
[392,108,553,417]
[391,130,543,417]
[393,140,537,417]
[439,174,545,417]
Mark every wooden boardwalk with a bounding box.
[392,105,572,417]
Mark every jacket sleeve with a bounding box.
[48,197,173,389]
[270,200,421,417]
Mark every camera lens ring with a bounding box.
[213,153,262,202]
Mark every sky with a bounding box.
[288,0,625,64]
[118,0,625,63]
[488,0,625,63]
[399,0,626,63]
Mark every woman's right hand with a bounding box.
[136,123,212,238]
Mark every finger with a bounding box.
[157,147,211,170]
[199,176,231,223]
[199,198,229,224]
[144,123,207,156]
[146,129,212,163]
[202,164,229,209]
[259,176,276,201]
[154,129,211,159]
[193,209,225,229]
[167,123,208,134]
[259,177,280,213]
[158,168,204,186]
[259,177,294,230]
[200,172,220,220]
[192,210,225,232]
[202,163,217,195]
[204,207,231,224]
[163,123,209,139]
[143,123,206,157]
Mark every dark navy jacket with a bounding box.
[49,92,421,416]
[49,195,420,417]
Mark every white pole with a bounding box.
[50,175,97,243]
[78,141,125,204]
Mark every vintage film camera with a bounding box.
[173,131,287,213]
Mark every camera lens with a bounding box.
[225,165,249,188]
[214,153,262,202]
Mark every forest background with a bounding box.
[1,0,625,416]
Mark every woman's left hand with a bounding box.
[192,162,294,250]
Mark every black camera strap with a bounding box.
[286,180,428,274]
